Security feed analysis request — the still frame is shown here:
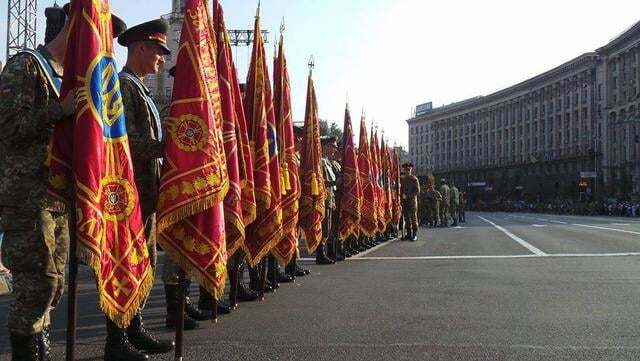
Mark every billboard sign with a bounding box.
[415,102,433,116]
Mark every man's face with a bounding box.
[404,166,413,175]
[139,42,166,75]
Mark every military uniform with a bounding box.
[119,67,163,270]
[328,158,343,260]
[400,168,421,241]
[319,156,337,263]
[438,183,451,227]
[111,19,175,360]
[0,47,70,339]
[450,185,460,227]
[458,191,466,223]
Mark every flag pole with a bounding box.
[174,269,186,361]
[228,251,240,309]
[65,211,78,361]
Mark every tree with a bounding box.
[319,118,343,140]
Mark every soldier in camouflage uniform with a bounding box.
[458,191,467,223]
[449,181,460,227]
[113,19,176,361]
[431,189,443,227]
[0,7,124,360]
[317,136,338,264]
[400,163,421,241]
[438,179,451,227]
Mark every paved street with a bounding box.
[3,212,640,360]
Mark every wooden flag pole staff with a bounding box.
[228,252,240,309]
[175,269,186,361]
[259,259,267,301]
[66,210,78,361]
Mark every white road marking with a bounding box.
[549,220,569,225]
[452,226,466,229]
[531,224,546,227]
[611,223,631,226]
[350,253,640,261]
[572,223,640,236]
[478,216,547,256]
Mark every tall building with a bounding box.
[407,21,640,201]
[143,0,186,114]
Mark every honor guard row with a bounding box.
[0,2,405,361]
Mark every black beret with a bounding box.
[118,19,170,55]
[401,162,414,168]
[293,125,304,138]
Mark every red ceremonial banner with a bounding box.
[47,0,152,327]
[272,34,301,265]
[244,11,283,266]
[299,71,325,252]
[381,139,393,226]
[371,130,385,233]
[213,0,255,255]
[338,105,362,240]
[157,0,229,299]
[357,116,378,236]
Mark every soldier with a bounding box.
[419,181,430,227]
[400,163,421,241]
[0,6,125,360]
[450,181,460,227]
[459,191,467,223]
[431,188,443,228]
[328,140,344,261]
[115,19,178,360]
[317,136,338,264]
[438,179,451,227]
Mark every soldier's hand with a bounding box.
[61,88,77,117]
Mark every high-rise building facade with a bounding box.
[407,21,640,200]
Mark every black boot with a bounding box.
[164,285,199,330]
[238,281,260,302]
[335,241,346,261]
[216,300,232,315]
[38,326,51,361]
[248,264,274,293]
[411,229,418,242]
[104,317,148,361]
[295,263,310,276]
[127,313,174,354]
[184,279,212,321]
[285,260,297,279]
[326,240,337,261]
[10,332,40,361]
[198,286,214,311]
[276,267,294,283]
[315,243,335,265]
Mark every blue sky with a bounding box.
[2,0,640,147]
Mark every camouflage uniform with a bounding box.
[0,47,70,335]
[118,68,163,281]
[400,174,421,237]
[432,190,442,227]
[438,183,451,227]
[449,185,460,226]
[458,191,466,223]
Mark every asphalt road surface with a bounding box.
[3,211,640,360]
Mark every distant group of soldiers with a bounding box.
[398,163,467,243]
[419,177,466,229]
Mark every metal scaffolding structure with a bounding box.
[6,0,38,59]
[228,30,269,47]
